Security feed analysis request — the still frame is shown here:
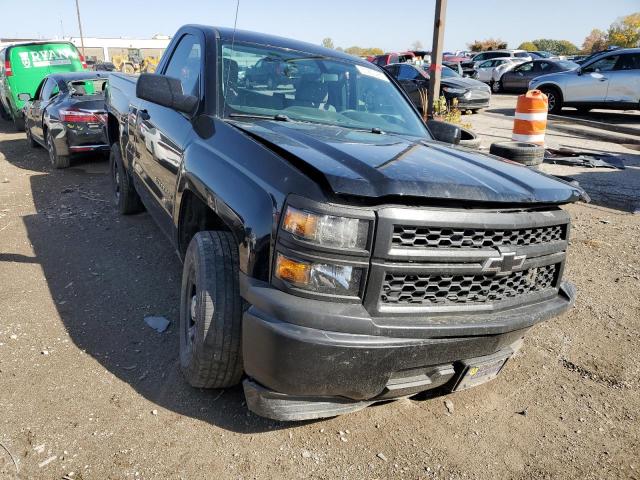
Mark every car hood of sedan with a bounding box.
[232,120,583,205]
[441,77,489,91]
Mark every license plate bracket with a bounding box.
[453,350,512,392]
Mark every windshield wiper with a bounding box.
[228,113,290,122]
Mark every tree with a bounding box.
[467,38,507,52]
[608,12,640,48]
[582,29,609,53]
[411,40,424,51]
[321,37,334,49]
[530,39,579,55]
[344,46,383,57]
[517,41,537,51]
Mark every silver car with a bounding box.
[529,48,640,114]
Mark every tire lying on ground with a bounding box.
[458,126,481,150]
[489,141,544,166]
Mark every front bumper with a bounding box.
[445,91,491,109]
[241,278,576,420]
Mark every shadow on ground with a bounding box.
[1,118,297,434]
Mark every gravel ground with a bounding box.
[0,116,639,479]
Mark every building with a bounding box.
[65,35,171,63]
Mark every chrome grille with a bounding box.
[391,224,565,249]
[380,264,558,306]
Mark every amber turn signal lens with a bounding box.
[282,207,318,238]
[275,254,310,286]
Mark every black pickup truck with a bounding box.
[105,25,581,421]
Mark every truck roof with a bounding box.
[197,25,372,67]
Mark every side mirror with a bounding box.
[18,93,31,102]
[136,73,198,115]
[426,119,461,145]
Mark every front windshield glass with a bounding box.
[441,66,460,78]
[221,42,429,137]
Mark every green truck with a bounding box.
[0,41,86,130]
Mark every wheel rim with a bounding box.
[112,160,121,203]
[187,283,197,347]
[47,136,56,165]
[546,92,556,110]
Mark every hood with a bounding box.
[441,77,489,91]
[233,121,582,205]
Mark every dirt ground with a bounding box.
[0,114,639,480]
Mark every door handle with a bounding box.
[139,109,150,120]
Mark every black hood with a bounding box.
[441,76,489,90]
[233,121,582,205]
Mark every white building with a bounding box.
[65,35,172,62]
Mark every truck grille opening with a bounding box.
[380,263,559,305]
[392,224,565,249]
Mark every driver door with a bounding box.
[563,54,618,103]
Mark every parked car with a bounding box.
[0,41,86,131]
[473,57,526,84]
[498,59,579,93]
[461,50,532,76]
[370,52,414,67]
[244,57,291,89]
[442,60,463,75]
[22,72,109,168]
[529,48,640,114]
[385,63,491,112]
[105,24,580,422]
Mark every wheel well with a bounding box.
[538,84,563,101]
[178,190,231,258]
[107,113,119,145]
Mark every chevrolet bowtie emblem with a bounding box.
[482,252,527,276]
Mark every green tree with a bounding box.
[582,29,609,53]
[517,41,537,51]
[531,39,579,55]
[608,12,640,48]
[467,38,508,51]
[321,37,335,49]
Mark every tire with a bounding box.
[489,141,544,166]
[13,115,25,132]
[180,231,244,389]
[458,126,481,149]
[25,126,39,148]
[46,131,70,169]
[0,101,9,121]
[109,143,144,214]
[539,86,563,114]
[491,80,502,93]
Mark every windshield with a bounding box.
[441,66,460,78]
[67,78,107,96]
[556,60,579,70]
[221,42,429,137]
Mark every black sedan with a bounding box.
[20,72,109,168]
[385,63,491,112]
[497,60,578,93]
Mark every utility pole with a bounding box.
[427,0,447,119]
[75,0,85,56]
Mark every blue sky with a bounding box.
[4,0,638,51]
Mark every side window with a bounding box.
[40,79,60,101]
[515,62,534,73]
[479,60,492,68]
[474,53,486,62]
[538,62,552,72]
[164,34,202,97]
[515,52,530,58]
[616,54,640,71]
[583,55,619,73]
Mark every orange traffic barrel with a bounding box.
[512,90,548,145]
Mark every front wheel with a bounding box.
[46,131,69,169]
[540,87,563,114]
[179,231,244,389]
[491,81,502,93]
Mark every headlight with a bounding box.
[442,87,466,94]
[282,206,369,249]
[274,253,363,296]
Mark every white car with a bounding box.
[474,57,528,84]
